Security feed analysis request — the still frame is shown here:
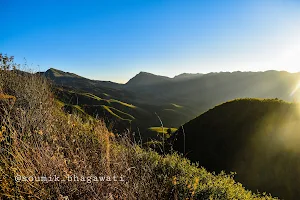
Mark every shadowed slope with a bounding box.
[172,98,300,199]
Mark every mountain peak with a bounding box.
[126,71,171,87]
[137,71,153,75]
[44,68,82,79]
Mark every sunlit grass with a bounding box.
[109,99,136,108]
[55,99,65,108]
[108,106,135,120]
[102,105,133,121]
[148,127,177,134]
[83,93,102,101]
[73,105,85,113]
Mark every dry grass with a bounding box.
[0,65,148,199]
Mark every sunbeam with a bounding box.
[290,81,300,99]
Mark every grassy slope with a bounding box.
[172,98,300,199]
[102,105,135,121]
[54,87,193,139]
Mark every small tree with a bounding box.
[0,53,18,71]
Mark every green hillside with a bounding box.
[53,86,194,139]
[171,98,300,199]
[54,87,137,133]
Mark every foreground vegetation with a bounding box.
[0,54,276,199]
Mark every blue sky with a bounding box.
[1,0,300,83]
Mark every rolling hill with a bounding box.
[52,86,193,139]
[171,98,300,200]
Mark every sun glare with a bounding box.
[290,81,300,100]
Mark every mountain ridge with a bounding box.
[41,68,300,85]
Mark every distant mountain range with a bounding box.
[39,68,300,137]
[173,72,203,80]
[125,71,204,87]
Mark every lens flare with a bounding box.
[290,81,300,101]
